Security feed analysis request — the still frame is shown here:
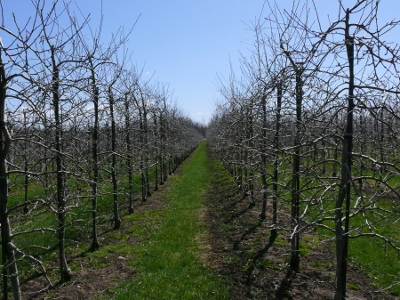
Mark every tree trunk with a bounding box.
[125,95,134,214]
[271,79,282,240]
[159,114,165,186]
[43,113,49,199]
[290,67,303,273]
[51,46,72,283]
[322,128,326,175]
[358,113,364,189]
[23,111,29,214]
[143,108,151,197]
[138,110,147,202]
[334,12,354,300]
[260,91,268,220]
[246,109,255,206]
[0,50,22,299]
[89,59,100,251]
[153,115,159,191]
[333,114,339,177]
[379,107,385,180]
[108,87,121,230]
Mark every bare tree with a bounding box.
[0,38,22,300]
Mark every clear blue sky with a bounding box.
[1,0,399,124]
[94,0,268,124]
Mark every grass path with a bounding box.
[111,141,230,299]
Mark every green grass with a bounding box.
[105,141,230,300]
[348,200,400,296]
[349,236,400,294]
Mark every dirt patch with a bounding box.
[202,148,398,300]
[23,254,133,300]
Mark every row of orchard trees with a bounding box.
[0,1,203,299]
[208,1,400,299]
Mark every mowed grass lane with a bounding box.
[111,141,230,300]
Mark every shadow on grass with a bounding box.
[233,217,265,250]
[274,269,296,300]
[245,233,278,284]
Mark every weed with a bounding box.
[348,283,361,291]
[257,259,282,270]
[274,236,287,247]
[309,261,332,268]
[222,256,238,264]
[299,241,312,256]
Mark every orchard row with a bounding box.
[207,1,400,299]
[0,1,204,299]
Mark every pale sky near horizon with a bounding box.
[1,1,399,125]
